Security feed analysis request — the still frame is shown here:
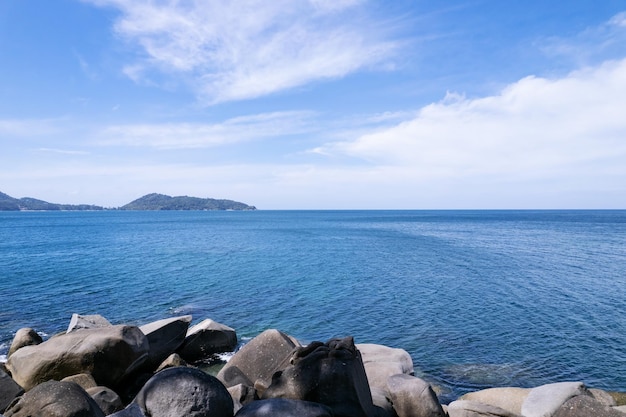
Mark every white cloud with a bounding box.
[96,111,316,148]
[318,58,626,185]
[85,0,399,103]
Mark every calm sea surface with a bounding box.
[1,210,625,402]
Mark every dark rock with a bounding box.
[217,329,299,390]
[0,369,24,413]
[234,398,333,417]
[6,325,149,390]
[139,315,192,369]
[262,336,385,417]
[4,380,105,417]
[132,366,233,417]
[67,314,112,333]
[7,328,42,358]
[228,383,257,413]
[552,394,626,417]
[177,319,237,362]
[386,373,445,417]
[86,386,124,415]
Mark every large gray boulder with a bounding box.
[386,373,445,417]
[4,380,105,417]
[139,315,192,369]
[177,319,237,362]
[262,336,385,417]
[234,398,334,417]
[131,366,233,417]
[217,329,299,390]
[0,369,24,413]
[7,328,43,358]
[552,394,626,417]
[521,382,587,417]
[357,343,414,391]
[6,325,149,390]
[447,400,522,417]
[460,387,530,416]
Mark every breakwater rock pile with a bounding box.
[1,314,625,417]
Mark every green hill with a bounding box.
[0,192,104,211]
[119,193,256,211]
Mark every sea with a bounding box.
[1,210,625,403]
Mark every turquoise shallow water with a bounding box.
[1,210,625,402]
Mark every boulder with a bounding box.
[234,398,334,417]
[86,386,124,415]
[262,336,385,417]
[217,329,299,390]
[139,315,192,368]
[386,373,445,417]
[228,383,257,409]
[357,344,414,392]
[370,386,395,417]
[67,314,112,333]
[7,328,42,358]
[552,394,626,417]
[0,369,23,413]
[6,325,149,390]
[590,389,618,407]
[62,373,98,391]
[447,400,522,417]
[177,319,237,362]
[131,366,233,417]
[155,353,188,373]
[521,382,587,417]
[4,380,105,417]
[460,387,530,415]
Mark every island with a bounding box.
[0,191,256,211]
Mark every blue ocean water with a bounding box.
[1,210,625,402]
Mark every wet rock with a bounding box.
[6,325,149,390]
[177,319,237,362]
[386,373,445,417]
[139,315,192,369]
[234,398,333,417]
[262,336,384,417]
[132,366,233,417]
[7,328,42,358]
[217,329,299,390]
[4,380,105,417]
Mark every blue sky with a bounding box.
[1,0,625,209]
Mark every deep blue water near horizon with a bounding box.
[1,210,626,403]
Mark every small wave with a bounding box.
[0,354,6,363]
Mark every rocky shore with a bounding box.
[1,314,625,417]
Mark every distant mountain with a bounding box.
[119,193,256,211]
[0,191,256,211]
[0,191,104,211]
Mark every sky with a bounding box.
[1,1,625,209]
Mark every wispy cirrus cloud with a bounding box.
[85,0,400,104]
[96,111,317,149]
